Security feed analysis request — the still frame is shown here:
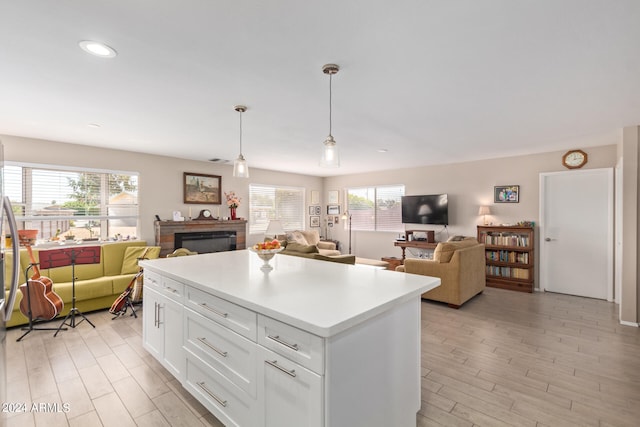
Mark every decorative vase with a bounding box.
[230,207,237,220]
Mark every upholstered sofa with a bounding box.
[277,230,355,264]
[396,238,485,308]
[4,241,160,327]
[284,230,341,256]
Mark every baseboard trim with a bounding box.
[619,320,639,327]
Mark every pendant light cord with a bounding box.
[239,109,243,155]
[328,73,333,136]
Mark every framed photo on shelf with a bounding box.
[184,172,221,204]
[310,216,320,227]
[494,185,519,203]
[327,205,340,215]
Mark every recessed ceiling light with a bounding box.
[87,123,101,128]
[377,148,389,153]
[78,40,117,58]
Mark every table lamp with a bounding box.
[265,220,285,240]
[478,206,491,225]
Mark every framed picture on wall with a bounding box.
[494,185,519,203]
[327,205,340,215]
[310,216,320,227]
[184,172,221,204]
[311,190,320,205]
[328,190,339,205]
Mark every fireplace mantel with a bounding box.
[154,220,247,257]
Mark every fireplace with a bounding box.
[174,231,237,254]
[154,219,246,257]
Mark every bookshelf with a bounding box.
[477,225,534,293]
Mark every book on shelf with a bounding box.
[480,233,530,247]
[485,250,529,264]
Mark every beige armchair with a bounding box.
[396,238,485,308]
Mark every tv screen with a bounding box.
[401,194,448,225]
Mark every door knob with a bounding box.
[545,237,552,241]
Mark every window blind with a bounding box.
[249,184,304,234]
[347,185,404,232]
[4,164,139,240]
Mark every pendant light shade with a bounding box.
[233,105,249,178]
[319,64,340,168]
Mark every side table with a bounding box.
[382,256,403,271]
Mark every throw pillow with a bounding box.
[121,246,161,274]
[284,242,319,253]
[286,231,309,245]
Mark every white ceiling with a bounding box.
[1,1,639,177]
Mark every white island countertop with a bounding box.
[140,250,440,337]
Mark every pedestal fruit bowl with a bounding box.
[250,240,283,272]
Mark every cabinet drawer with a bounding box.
[186,286,257,341]
[144,269,162,291]
[185,308,257,398]
[258,315,324,375]
[185,351,256,427]
[162,276,184,302]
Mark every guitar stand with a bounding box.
[110,293,138,320]
[37,246,100,337]
[16,264,66,342]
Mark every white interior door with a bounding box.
[539,169,613,300]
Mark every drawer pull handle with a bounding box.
[201,303,228,318]
[197,337,228,357]
[265,360,297,378]
[196,381,227,407]
[267,334,299,351]
[166,286,179,294]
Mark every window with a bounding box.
[346,185,404,231]
[249,184,304,234]
[5,163,139,240]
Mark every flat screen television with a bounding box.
[401,194,448,225]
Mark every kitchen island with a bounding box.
[140,249,440,427]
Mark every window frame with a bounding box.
[248,183,305,235]
[5,161,140,240]
[346,184,405,232]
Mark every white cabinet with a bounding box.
[142,271,185,380]
[140,253,432,427]
[257,346,323,427]
[142,286,163,359]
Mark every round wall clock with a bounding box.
[562,149,588,169]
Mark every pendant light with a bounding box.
[233,105,249,178]
[320,64,340,168]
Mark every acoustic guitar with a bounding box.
[19,245,64,321]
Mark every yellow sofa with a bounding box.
[396,238,486,308]
[4,241,160,327]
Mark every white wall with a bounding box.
[0,135,323,247]
[324,145,618,261]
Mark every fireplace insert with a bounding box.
[174,231,237,254]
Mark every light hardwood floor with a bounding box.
[3,287,640,426]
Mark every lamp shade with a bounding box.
[478,206,491,216]
[233,154,249,178]
[265,220,285,238]
[320,136,339,168]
